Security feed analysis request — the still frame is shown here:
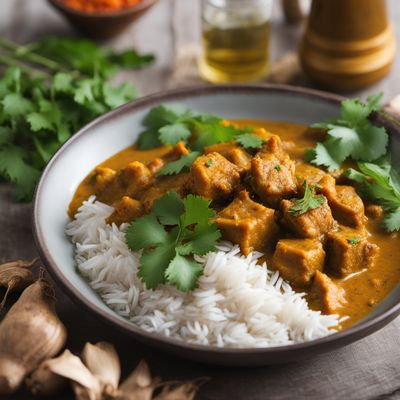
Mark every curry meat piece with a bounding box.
[215,191,278,255]
[188,152,241,201]
[326,226,379,277]
[280,197,336,239]
[272,238,325,287]
[204,141,252,174]
[251,138,297,208]
[295,163,336,197]
[147,142,190,174]
[106,196,144,226]
[95,162,153,205]
[138,173,189,213]
[309,271,346,314]
[93,167,117,193]
[326,185,366,227]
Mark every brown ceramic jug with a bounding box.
[299,0,396,91]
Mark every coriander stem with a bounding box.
[0,38,81,78]
[0,53,48,77]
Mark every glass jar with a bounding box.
[199,0,273,83]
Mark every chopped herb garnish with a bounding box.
[205,159,215,168]
[156,151,200,177]
[274,164,281,171]
[125,192,221,291]
[288,182,325,217]
[347,237,361,245]
[305,93,388,171]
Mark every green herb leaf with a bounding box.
[125,192,220,291]
[347,237,361,245]
[235,133,264,149]
[156,151,200,177]
[26,112,54,132]
[2,93,34,116]
[274,164,281,171]
[152,192,184,225]
[288,182,325,216]
[165,253,203,292]
[308,94,388,170]
[52,72,73,93]
[344,160,400,231]
[125,214,169,251]
[159,123,192,145]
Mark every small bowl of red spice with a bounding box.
[48,0,158,39]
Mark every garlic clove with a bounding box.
[45,349,101,399]
[81,341,120,397]
[118,360,157,400]
[26,360,67,396]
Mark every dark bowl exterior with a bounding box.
[48,0,158,40]
[33,84,400,366]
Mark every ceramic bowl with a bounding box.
[48,0,158,40]
[33,85,400,366]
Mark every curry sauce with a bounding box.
[70,119,400,329]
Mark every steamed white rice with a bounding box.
[66,196,341,348]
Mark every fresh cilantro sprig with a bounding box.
[344,160,400,231]
[306,94,388,170]
[125,192,221,291]
[156,151,201,177]
[0,37,154,200]
[137,104,263,153]
[288,181,325,216]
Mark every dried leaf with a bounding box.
[26,359,67,396]
[0,259,36,309]
[81,342,120,397]
[45,349,101,400]
[118,360,158,400]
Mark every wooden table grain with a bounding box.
[1,1,400,399]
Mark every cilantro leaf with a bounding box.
[139,243,176,289]
[152,192,184,225]
[165,254,203,292]
[181,195,216,229]
[347,237,361,245]
[156,151,200,177]
[288,182,325,216]
[382,207,400,232]
[144,105,190,129]
[52,72,73,93]
[137,129,162,150]
[2,93,34,116]
[0,145,41,201]
[235,133,264,149]
[308,94,388,170]
[26,112,54,132]
[102,82,137,109]
[125,193,220,291]
[125,214,169,251]
[159,123,191,145]
[344,161,400,231]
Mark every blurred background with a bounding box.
[1,0,398,101]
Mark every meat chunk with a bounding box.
[96,162,153,204]
[272,239,325,287]
[310,271,346,314]
[106,196,144,226]
[280,197,336,238]
[365,204,384,219]
[138,173,189,213]
[327,185,366,227]
[326,226,379,277]
[251,140,297,207]
[215,191,278,255]
[205,141,252,174]
[188,152,241,201]
[295,163,336,198]
[93,167,117,193]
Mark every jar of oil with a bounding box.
[199,0,272,83]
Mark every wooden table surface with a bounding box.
[1,1,400,399]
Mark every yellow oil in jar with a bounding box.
[199,18,270,83]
